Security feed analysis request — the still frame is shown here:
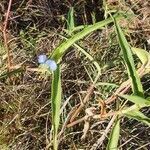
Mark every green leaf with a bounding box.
[119,94,150,107]
[51,65,62,150]
[120,98,150,126]
[107,118,120,150]
[51,14,124,62]
[114,18,143,97]
[67,7,75,35]
[131,47,150,67]
[124,110,150,126]
[131,47,149,65]
[57,34,101,84]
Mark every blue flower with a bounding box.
[38,54,47,64]
[45,59,57,71]
[38,54,57,71]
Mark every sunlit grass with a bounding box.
[0,1,150,150]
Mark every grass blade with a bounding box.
[131,47,150,67]
[51,65,62,150]
[67,7,75,35]
[114,19,143,96]
[124,110,150,126]
[51,14,124,62]
[107,118,120,150]
[119,94,150,107]
[131,47,148,65]
[57,34,101,84]
[119,98,150,126]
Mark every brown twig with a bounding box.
[67,110,117,128]
[3,0,13,71]
[67,65,147,128]
[99,99,106,116]
[69,84,95,122]
[68,65,146,126]
[91,115,117,150]
[67,116,86,128]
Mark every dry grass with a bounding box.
[0,0,150,149]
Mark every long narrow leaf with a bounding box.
[107,118,120,150]
[51,14,124,62]
[57,34,101,84]
[131,47,150,69]
[67,7,75,35]
[51,65,62,150]
[120,103,150,126]
[124,110,150,126]
[119,94,150,107]
[131,47,150,66]
[114,19,143,96]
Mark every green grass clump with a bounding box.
[49,8,150,149]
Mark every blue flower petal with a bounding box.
[38,54,47,64]
[45,59,57,71]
